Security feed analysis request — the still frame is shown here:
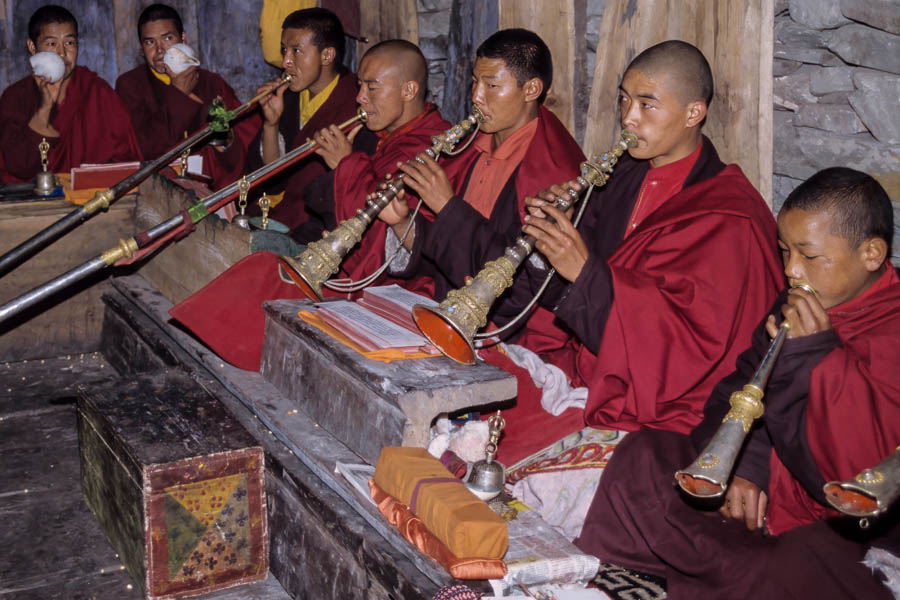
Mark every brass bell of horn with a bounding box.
[412,129,638,365]
[280,105,485,301]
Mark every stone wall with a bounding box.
[773,0,900,261]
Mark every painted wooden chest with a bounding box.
[77,370,268,599]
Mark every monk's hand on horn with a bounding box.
[765,287,831,339]
[396,153,453,214]
[720,476,767,532]
[523,200,587,283]
[314,123,361,169]
[257,79,286,126]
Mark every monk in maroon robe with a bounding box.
[115,4,261,190]
[0,6,141,183]
[170,40,451,371]
[575,167,899,599]
[504,41,784,464]
[245,8,359,230]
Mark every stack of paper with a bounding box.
[357,284,438,333]
[315,300,429,352]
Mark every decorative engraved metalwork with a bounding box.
[101,237,138,265]
[233,177,251,229]
[414,129,638,365]
[281,106,485,300]
[34,137,59,196]
[83,189,116,215]
[825,446,900,520]
[722,385,765,433]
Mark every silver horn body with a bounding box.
[824,447,900,519]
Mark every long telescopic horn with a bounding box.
[0,107,366,326]
[824,447,900,525]
[674,283,817,499]
[278,105,485,301]
[411,129,638,365]
[0,73,293,278]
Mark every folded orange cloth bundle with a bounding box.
[373,447,508,560]
[369,479,507,579]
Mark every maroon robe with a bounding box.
[245,71,360,230]
[169,106,451,371]
[575,267,900,598]
[0,66,142,182]
[115,65,261,190]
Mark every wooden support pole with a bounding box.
[358,0,418,57]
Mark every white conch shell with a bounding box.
[29,51,65,83]
[163,43,200,75]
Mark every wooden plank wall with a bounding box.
[497,0,577,134]
[357,0,418,57]
[584,0,774,204]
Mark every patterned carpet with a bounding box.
[591,563,667,599]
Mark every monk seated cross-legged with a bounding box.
[485,40,784,538]
[577,167,900,599]
[0,4,141,183]
[170,40,452,370]
[115,3,261,190]
[244,7,360,231]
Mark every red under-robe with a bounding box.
[169,106,451,370]
[0,66,142,182]
[574,267,900,599]
[115,65,261,190]
[245,71,360,230]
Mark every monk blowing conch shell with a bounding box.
[29,51,65,83]
[162,43,200,75]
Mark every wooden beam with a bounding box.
[357,0,418,57]
[585,0,773,205]
[497,0,576,134]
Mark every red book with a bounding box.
[70,161,141,189]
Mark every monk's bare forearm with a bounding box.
[261,123,281,165]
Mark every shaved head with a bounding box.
[625,40,713,107]
[362,39,427,95]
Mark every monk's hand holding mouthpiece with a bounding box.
[168,65,201,103]
[720,476,767,532]
[765,286,831,339]
[314,123,361,169]
[396,153,453,214]
[257,78,286,126]
[523,194,587,283]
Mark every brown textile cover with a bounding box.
[369,479,507,580]
[373,447,508,559]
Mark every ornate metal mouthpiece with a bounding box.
[279,106,481,301]
[412,129,637,365]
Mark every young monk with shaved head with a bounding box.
[578,167,899,598]
[170,40,452,371]
[489,40,785,466]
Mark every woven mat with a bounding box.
[591,563,667,599]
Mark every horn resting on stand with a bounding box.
[279,106,485,301]
[824,446,900,528]
[411,129,638,365]
[674,283,817,499]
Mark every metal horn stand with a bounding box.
[675,283,817,498]
[279,106,484,301]
[412,129,638,365]
[824,446,900,527]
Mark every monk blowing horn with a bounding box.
[278,105,485,301]
[0,108,367,326]
[411,129,638,365]
[824,447,900,528]
[0,73,294,279]
[674,283,819,499]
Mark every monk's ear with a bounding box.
[685,100,707,128]
[320,47,335,67]
[401,80,419,102]
[26,39,37,56]
[523,77,543,103]
[859,236,889,272]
